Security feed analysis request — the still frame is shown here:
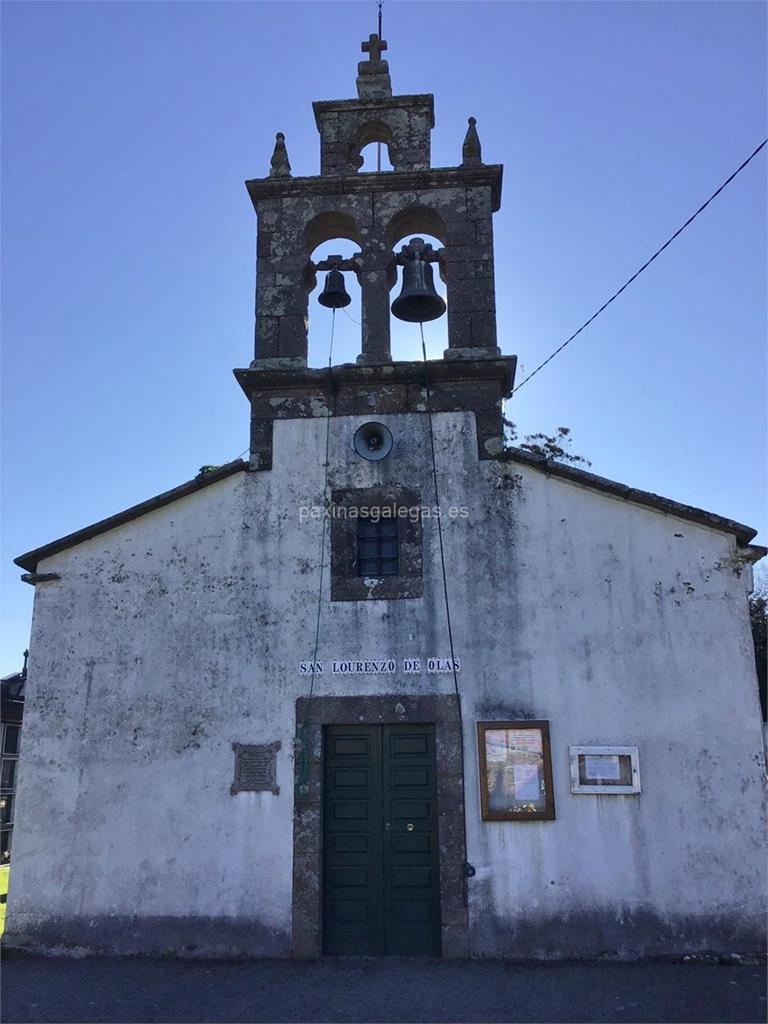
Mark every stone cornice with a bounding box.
[312,93,435,127]
[233,356,516,399]
[235,357,516,469]
[245,165,504,212]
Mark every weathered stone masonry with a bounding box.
[246,41,502,367]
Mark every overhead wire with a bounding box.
[512,137,768,395]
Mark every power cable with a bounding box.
[230,446,250,463]
[512,137,768,395]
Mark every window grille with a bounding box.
[357,518,399,577]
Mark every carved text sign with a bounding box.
[298,657,460,676]
[231,741,280,795]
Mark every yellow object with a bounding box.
[0,863,9,936]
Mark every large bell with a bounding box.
[317,268,351,309]
[391,257,446,323]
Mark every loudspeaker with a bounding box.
[353,422,393,462]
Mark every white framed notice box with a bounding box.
[569,746,641,795]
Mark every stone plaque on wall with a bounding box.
[231,741,280,795]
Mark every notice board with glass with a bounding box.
[569,745,641,794]
[477,721,555,821]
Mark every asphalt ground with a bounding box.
[2,952,766,1024]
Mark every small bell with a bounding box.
[317,268,351,309]
[391,257,446,323]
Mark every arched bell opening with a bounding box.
[306,237,361,368]
[359,141,394,172]
[355,120,395,173]
[385,206,447,250]
[304,211,363,254]
[388,231,448,362]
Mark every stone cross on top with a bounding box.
[361,33,387,63]
[356,32,392,99]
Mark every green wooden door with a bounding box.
[322,724,441,955]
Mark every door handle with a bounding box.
[407,823,415,832]
[384,822,391,831]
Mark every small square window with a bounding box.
[357,519,400,577]
[330,486,423,601]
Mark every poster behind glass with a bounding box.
[478,721,555,820]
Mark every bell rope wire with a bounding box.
[308,307,336,702]
[377,0,384,172]
[512,136,768,395]
[419,319,472,902]
[341,306,362,327]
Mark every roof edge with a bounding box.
[14,460,248,574]
[498,447,758,547]
[14,450,760,573]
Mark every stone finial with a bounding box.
[357,33,392,100]
[269,132,291,178]
[462,117,482,167]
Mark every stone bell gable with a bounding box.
[238,32,514,472]
[244,32,504,369]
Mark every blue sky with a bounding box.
[1,0,766,674]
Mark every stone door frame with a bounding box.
[292,694,470,958]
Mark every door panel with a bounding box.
[322,723,441,955]
[323,726,384,954]
[382,725,441,955]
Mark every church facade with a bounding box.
[7,37,766,960]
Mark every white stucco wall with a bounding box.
[7,410,766,957]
